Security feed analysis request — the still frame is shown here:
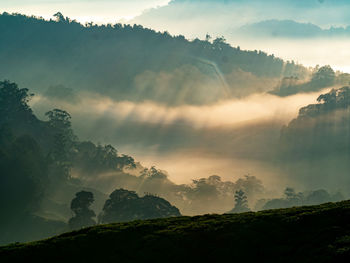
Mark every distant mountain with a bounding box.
[134,0,350,35]
[168,0,348,6]
[2,201,350,262]
[238,20,350,38]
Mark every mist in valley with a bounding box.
[1,0,350,246]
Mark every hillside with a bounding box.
[0,12,307,105]
[277,86,350,190]
[1,201,350,262]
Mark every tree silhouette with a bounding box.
[46,109,76,182]
[0,80,34,125]
[228,190,250,213]
[99,189,181,224]
[53,12,65,23]
[311,65,335,86]
[68,191,96,230]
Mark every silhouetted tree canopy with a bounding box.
[270,65,341,96]
[227,190,250,213]
[69,191,96,229]
[46,109,76,183]
[311,65,335,86]
[73,142,136,174]
[99,189,181,223]
[0,81,138,244]
[0,80,34,126]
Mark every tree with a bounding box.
[116,154,136,170]
[53,12,65,23]
[99,189,181,224]
[213,36,229,50]
[311,65,335,86]
[205,34,212,42]
[46,109,76,182]
[46,109,73,132]
[0,80,33,125]
[228,190,250,213]
[68,191,96,230]
[140,166,168,180]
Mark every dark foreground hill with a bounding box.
[1,201,350,263]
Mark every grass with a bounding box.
[1,201,350,262]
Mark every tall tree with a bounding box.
[68,191,96,230]
[46,109,76,182]
[228,190,250,213]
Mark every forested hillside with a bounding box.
[0,12,307,105]
[0,80,136,244]
[0,80,268,244]
[281,86,350,158]
[277,86,350,189]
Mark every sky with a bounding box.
[0,0,170,23]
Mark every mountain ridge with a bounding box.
[238,19,350,38]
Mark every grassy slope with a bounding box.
[1,201,350,262]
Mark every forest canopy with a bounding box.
[0,12,307,105]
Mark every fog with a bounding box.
[30,88,330,188]
[2,1,350,246]
[27,83,350,217]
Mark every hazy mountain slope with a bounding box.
[134,0,350,35]
[0,13,307,106]
[168,0,347,5]
[1,201,350,262]
[276,86,350,190]
[238,20,350,38]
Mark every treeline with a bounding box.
[0,12,307,105]
[1,80,347,245]
[280,86,350,159]
[277,85,350,191]
[68,189,181,230]
[0,80,266,244]
[271,65,350,96]
[255,187,344,211]
[0,81,136,244]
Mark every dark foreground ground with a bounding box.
[1,201,350,263]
